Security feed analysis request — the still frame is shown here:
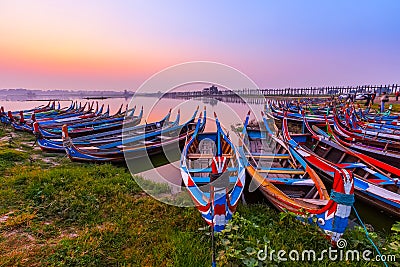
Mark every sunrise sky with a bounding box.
[0,1,399,91]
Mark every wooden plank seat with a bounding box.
[336,162,366,169]
[296,198,329,206]
[191,176,238,184]
[81,146,99,150]
[140,140,155,144]
[257,167,305,175]
[187,153,232,159]
[265,178,314,186]
[249,153,290,159]
[160,135,174,140]
[188,167,238,173]
[284,190,305,198]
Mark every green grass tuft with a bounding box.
[0,148,28,175]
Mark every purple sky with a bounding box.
[0,0,399,91]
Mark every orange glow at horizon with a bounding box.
[0,1,192,87]
[0,39,175,78]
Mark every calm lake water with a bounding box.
[0,96,396,232]
[0,96,263,128]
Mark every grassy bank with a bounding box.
[0,126,399,266]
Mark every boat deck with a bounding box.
[187,138,238,188]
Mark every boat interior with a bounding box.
[185,132,238,193]
[245,124,326,207]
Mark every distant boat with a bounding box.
[62,107,203,163]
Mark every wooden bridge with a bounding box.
[163,83,399,98]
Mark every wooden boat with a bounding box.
[286,112,400,217]
[344,110,400,141]
[9,101,117,125]
[62,108,203,163]
[34,107,147,153]
[8,101,55,117]
[10,101,91,131]
[333,110,400,147]
[352,106,400,128]
[1,102,54,124]
[10,111,31,131]
[180,112,245,232]
[23,101,89,121]
[267,101,335,126]
[34,103,115,129]
[0,107,7,124]
[22,103,104,130]
[240,111,354,243]
[11,101,108,127]
[331,112,400,168]
[357,105,400,122]
[33,106,140,139]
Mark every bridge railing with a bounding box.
[162,83,399,98]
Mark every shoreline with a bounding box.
[0,121,398,266]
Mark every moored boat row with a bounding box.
[2,98,400,250]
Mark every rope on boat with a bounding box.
[353,207,388,267]
[330,190,388,266]
[330,191,354,206]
